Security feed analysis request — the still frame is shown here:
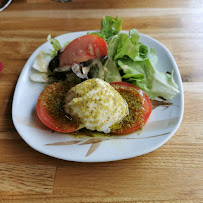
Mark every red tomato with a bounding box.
[59,35,107,66]
[36,81,151,135]
[36,82,79,133]
[110,82,152,134]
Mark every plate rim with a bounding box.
[0,0,12,12]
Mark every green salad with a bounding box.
[30,16,179,100]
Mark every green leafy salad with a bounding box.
[30,16,179,100]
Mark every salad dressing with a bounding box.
[88,44,94,56]
[41,73,48,82]
[91,58,106,80]
[110,84,145,134]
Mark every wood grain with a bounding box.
[8,0,203,10]
[0,0,203,202]
[0,163,56,194]
[54,167,202,199]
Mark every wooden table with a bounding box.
[0,0,202,202]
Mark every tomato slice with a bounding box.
[37,80,151,134]
[36,82,79,133]
[59,34,107,66]
[110,82,152,134]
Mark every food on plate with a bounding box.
[110,82,152,134]
[30,16,179,101]
[30,51,51,82]
[32,16,179,135]
[36,78,152,134]
[33,51,52,73]
[36,82,79,133]
[60,35,108,66]
[64,78,128,133]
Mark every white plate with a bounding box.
[0,0,12,12]
[12,31,184,162]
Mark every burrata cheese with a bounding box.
[64,78,128,133]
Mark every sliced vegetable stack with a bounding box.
[36,80,152,134]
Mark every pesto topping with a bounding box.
[110,84,145,133]
[39,82,78,128]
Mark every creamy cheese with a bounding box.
[64,78,128,133]
[32,51,52,73]
[30,51,52,83]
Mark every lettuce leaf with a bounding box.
[89,16,122,40]
[118,59,179,100]
[87,32,105,40]
[89,58,122,83]
[47,34,62,57]
[100,16,122,39]
[147,47,158,66]
[104,59,122,82]
[106,27,179,100]
[129,29,140,45]
[108,31,152,62]
[108,33,140,61]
